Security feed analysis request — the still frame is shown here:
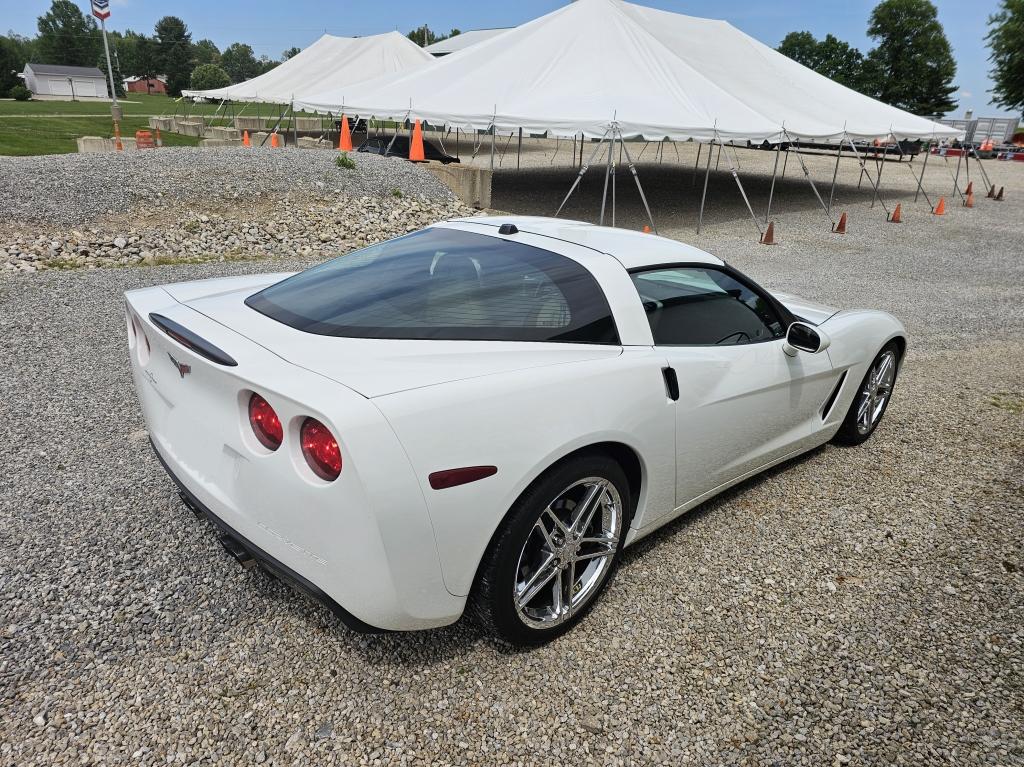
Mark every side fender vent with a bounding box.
[821,371,848,420]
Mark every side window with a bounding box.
[630,266,785,346]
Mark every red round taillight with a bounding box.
[248,393,283,451]
[300,417,341,481]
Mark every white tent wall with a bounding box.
[182,31,434,104]
[294,0,962,144]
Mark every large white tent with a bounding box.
[295,0,960,143]
[183,31,434,104]
[423,28,512,57]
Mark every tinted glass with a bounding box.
[631,266,784,345]
[247,228,619,344]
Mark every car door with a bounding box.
[629,265,837,509]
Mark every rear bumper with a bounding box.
[151,439,385,633]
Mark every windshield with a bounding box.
[245,227,620,343]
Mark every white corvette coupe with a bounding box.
[126,216,904,645]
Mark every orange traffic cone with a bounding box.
[642,225,651,234]
[271,132,281,148]
[833,212,847,234]
[760,220,776,244]
[964,190,975,208]
[933,196,946,216]
[338,115,353,151]
[987,184,996,199]
[155,128,163,148]
[965,181,973,197]
[888,203,902,223]
[995,186,1005,201]
[409,119,425,162]
[242,130,251,147]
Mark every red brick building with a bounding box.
[125,76,168,95]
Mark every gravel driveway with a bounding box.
[1,150,1021,766]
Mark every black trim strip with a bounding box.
[821,371,848,420]
[662,367,680,401]
[149,313,238,367]
[149,439,386,634]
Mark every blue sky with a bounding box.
[6,0,1015,117]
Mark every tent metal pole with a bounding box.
[617,126,658,234]
[600,131,614,226]
[951,146,966,201]
[764,142,782,226]
[940,153,966,202]
[914,142,931,203]
[554,128,611,219]
[872,148,886,208]
[715,142,722,170]
[692,142,703,187]
[611,133,618,228]
[490,125,495,172]
[697,138,715,235]
[846,138,890,216]
[827,136,844,214]
[969,142,994,190]
[517,128,523,170]
[895,139,934,210]
[722,141,763,238]
[784,131,835,226]
[781,145,789,179]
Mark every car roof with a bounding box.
[445,215,723,270]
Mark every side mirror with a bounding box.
[783,322,831,356]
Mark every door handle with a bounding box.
[662,367,680,401]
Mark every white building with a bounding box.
[23,64,109,99]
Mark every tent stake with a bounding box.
[554,129,611,219]
[764,142,782,226]
[617,126,658,234]
[697,138,715,235]
[692,142,703,187]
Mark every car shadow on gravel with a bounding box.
[619,445,828,566]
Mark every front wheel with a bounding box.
[471,454,630,646]
[832,342,901,445]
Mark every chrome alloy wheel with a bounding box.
[513,477,622,629]
[855,349,897,435]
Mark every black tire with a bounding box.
[832,341,901,446]
[471,453,632,647]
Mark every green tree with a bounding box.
[193,38,221,66]
[986,0,1024,114]
[0,34,32,95]
[406,26,461,47]
[36,0,101,67]
[778,31,877,95]
[282,46,301,60]
[154,15,193,96]
[220,42,259,82]
[866,0,957,115]
[256,54,279,75]
[190,63,231,91]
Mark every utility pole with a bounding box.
[92,0,123,150]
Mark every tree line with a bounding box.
[778,0,1023,118]
[0,0,297,99]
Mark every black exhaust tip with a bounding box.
[218,533,257,569]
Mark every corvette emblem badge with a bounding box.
[168,353,191,379]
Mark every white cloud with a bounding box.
[959,90,973,99]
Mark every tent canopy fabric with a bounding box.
[182,31,434,104]
[294,0,960,143]
[423,28,512,56]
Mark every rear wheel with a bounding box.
[833,342,900,445]
[472,454,630,646]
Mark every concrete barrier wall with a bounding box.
[294,117,321,132]
[204,126,241,140]
[235,117,267,132]
[148,116,175,132]
[422,161,492,209]
[200,138,242,149]
[174,119,204,137]
[77,136,139,153]
[298,136,331,149]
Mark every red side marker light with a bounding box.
[248,393,283,451]
[429,466,498,490]
[301,417,342,481]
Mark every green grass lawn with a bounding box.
[0,93,296,156]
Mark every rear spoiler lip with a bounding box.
[149,312,239,367]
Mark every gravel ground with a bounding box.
[0,146,1022,765]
